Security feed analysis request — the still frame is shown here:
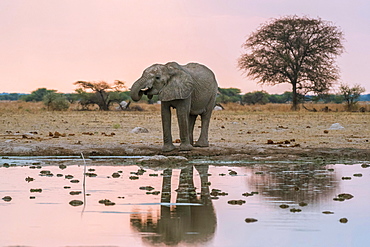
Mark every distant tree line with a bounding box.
[0,93,25,101]
[0,83,368,112]
[216,87,368,108]
[0,81,132,111]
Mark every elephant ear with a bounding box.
[159,62,194,101]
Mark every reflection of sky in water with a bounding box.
[0,157,369,246]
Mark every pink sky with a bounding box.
[1,0,369,94]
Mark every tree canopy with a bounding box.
[74,80,127,110]
[217,88,242,103]
[339,83,366,111]
[20,88,56,102]
[238,16,344,110]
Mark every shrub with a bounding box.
[43,92,70,111]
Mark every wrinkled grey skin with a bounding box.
[130,62,218,152]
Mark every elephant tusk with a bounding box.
[141,87,150,91]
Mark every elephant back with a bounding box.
[183,63,218,92]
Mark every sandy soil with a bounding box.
[0,108,369,161]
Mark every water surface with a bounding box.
[1,157,369,247]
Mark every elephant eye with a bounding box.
[155,75,161,80]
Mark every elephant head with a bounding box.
[130,62,194,102]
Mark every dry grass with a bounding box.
[1,101,369,114]
[0,101,46,113]
[0,101,368,156]
[221,102,370,112]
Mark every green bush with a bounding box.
[43,92,70,111]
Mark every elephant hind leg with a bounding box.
[194,111,211,147]
[188,115,197,146]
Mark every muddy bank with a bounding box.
[1,142,368,162]
[0,110,368,162]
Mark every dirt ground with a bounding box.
[0,103,369,162]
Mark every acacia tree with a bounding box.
[238,16,344,110]
[339,83,365,111]
[74,80,126,110]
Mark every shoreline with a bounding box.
[0,107,368,163]
[1,142,369,162]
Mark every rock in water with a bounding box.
[69,200,83,206]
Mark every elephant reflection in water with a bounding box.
[130,165,216,245]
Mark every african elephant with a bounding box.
[130,62,218,152]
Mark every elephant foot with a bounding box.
[179,143,193,151]
[194,140,209,147]
[162,144,176,152]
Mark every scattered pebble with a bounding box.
[69,200,83,207]
[30,188,42,193]
[99,199,115,206]
[245,218,258,223]
[339,218,348,223]
[211,189,228,197]
[2,196,12,202]
[39,170,53,177]
[337,193,354,200]
[69,191,82,195]
[333,193,354,201]
[59,164,67,170]
[139,186,155,191]
[146,191,160,195]
[228,170,237,176]
[361,164,370,168]
[228,200,246,205]
[322,211,334,214]
[85,172,97,177]
[242,192,258,197]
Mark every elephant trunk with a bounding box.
[130,77,146,102]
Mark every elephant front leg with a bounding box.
[176,100,193,151]
[161,102,176,152]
